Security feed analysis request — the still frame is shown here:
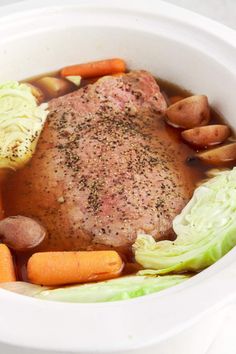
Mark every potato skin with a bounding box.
[182,125,230,148]
[197,143,236,165]
[35,77,74,99]
[166,95,210,129]
[0,216,47,252]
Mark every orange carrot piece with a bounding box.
[0,244,16,282]
[61,58,126,79]
[27,250,123,286]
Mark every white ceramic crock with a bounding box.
[0,1,236,353]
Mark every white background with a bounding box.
[0,0,235,353]
[0,0,236,31]
[166,0,236,30]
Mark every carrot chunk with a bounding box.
[0,244,16,282]
[27,250,123,286]
[61,58,126,78]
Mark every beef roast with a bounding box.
[4,71,197,251]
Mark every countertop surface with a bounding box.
[0,0,235,353]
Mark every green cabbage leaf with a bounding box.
[134,168,236,274]
[0,275,189,303]
[35,275,188,302]
[0,81,48,169]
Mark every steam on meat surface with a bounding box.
[4,71,196,252]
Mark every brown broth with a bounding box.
[3,69,235,281]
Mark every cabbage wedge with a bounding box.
[0,81,48,169]
[0,275,189,303]
[0,271,189,303]
[36,275,188,302]
[134,168,236,274]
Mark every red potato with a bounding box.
[182,125,230,148]
[0,216,47,252]
[197,143,236,165]
[35,77,74,99]
[166,95,210,129]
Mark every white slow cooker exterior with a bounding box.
[0,0,236,353]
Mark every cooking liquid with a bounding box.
[2,71,234,281]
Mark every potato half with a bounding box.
[35,77,74,99]
[197,143,236,165]
[182,125,230,148]
[166,95,210,129]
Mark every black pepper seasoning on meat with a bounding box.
[6,70,197,252]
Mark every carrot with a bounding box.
[27,250,123,286]
[61,58,126,79]
[0,244,16,282]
